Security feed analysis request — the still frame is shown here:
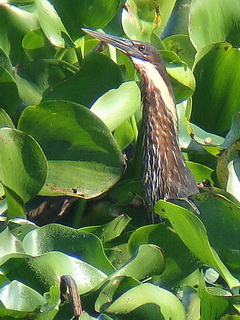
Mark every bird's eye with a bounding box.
[138,45,145,52]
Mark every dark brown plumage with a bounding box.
[83,29,199,222]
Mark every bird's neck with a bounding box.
[131,57,198,205]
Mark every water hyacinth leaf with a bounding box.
[192,43,240,135]
[199,275,230,320]
[0,128,47,203]
[18,101,124,199]
[35,0,74,48]
[122,0,161,42]
[23,224,115,274]
[128,223,199,286]
[0,280,47,312]
[191,192,240,271]
[163,34,197,68]
[187,161,214,186]
[48,0,122,40]
[0,4,38,65]
[155,200,239,289]
[111,244,165,281]
[104,283,186,320]
[0,224,23,256]
[1,252,107,295]
[22,29,56,61]
[96,276,140,313]
[43,53,123,107]
[189,0,240,50]
[91,81,141,132]
[0,67,20,119]
[14,59,76,105]
[161,51,195,103]
[81,215,131,243]
[0,108,15,129]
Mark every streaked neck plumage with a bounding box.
[132,56,199,216]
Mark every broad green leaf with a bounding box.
[128,223,199,286]
[0,128,47,205]
[0,280,47,312]
[161,51,195,102]
[221,113,240,149]
[8,218,37,242]
[111,244,165,281]
[96,276,140,313]
[0,108,15,129]
[191,193,240,272]
[122,0,161,42]
[91,81,141,132]
[49,0,122,40]
[189,0,240,50]
[22,29,56,61]
[1,252,107,295]
[161,0,191,38]
[192,43,240,135]
[104,283,186,320]
[0,224,23,257]
[0,67,20,119]
[81,215,131,243]
[155,200,239,289]
[23,224,115,274]
[18,100,124,199]
[43,52,123,107]
[187,161,214,185]
[199,275,230,320]
[163,34,196,68]
[114,119,136,150]
[0,47,12,72]
[35,0,74,48]
[0,4,38,64]
[14,59,76,105]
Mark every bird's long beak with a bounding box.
[82,28,135,56]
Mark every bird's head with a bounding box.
[82,28,163,66]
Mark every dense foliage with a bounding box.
[0,0,240,319]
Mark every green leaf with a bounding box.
[0,67,20,119]
[128,223,199,286]
[91,81,141,131]
[0,128,47,207]
[0,280,47,312]
[122,0,161,42]
[49,0,122,40]
[22,29,56,61]
[189,0,240,50]
[155,200,240,289]
[104,283,186,320]
[0,4,38,64]
[14,59,76,105]
[43,52,123,107]
[1,252,107,295]
[23,224,115,274]
[191,193,240,272]
[199,275,230,320]
[0,224,23,256]
[18,100,124,199]
[81,215,131,243]
[35,0,74,48]
[111,244,165,281]
[192,43,240,135]
[0,108,15,129]
[163,34,197,68]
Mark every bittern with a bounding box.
[83,29,199,222]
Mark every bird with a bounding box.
[82,28,199,222]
